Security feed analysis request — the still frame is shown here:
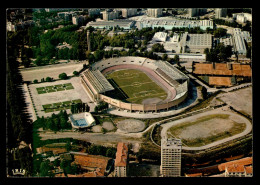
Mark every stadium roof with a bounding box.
[82,69,114,94]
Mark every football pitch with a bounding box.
[105,69,167,104]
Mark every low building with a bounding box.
[69,112,96,129]
[139,19,213,31]
[233,13,252,23]
[185,173,203,177]
[225,164,253,177]
[114,142,128,177]
[218,157,252,173]
[180,32,212,54]
[71,152,113,177]
[232,28,251,55]
[36,146,67,155]
[152,32,168,42]
[86,20,135,30]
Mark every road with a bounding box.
[39,130,143,147]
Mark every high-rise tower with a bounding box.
[160,137,182,177]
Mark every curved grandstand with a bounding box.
[80,57,189,112]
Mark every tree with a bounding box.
[162,53,168,61]
[213,28,227,38]
[59,73,68,80]
[45,76,52,82]
[33,79,38,83]
[39,160,51,177]
[73,71,79,76]
[65,141,72,152]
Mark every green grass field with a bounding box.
[42,99,82,113]
[105,69,167,104]
[36,83,74,94]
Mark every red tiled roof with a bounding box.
[36,146,67,155]
[73,153,111,176]
[185,173,203,177]
[218,157,252,172]
[115,142,128,167]
[245,166,253,174]
[226,164,245,173]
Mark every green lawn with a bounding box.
[106,69,167,104]
[36,83,74,94]
[42,99,82,113]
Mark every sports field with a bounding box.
[105,69,167,104]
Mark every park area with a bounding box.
[28,77,95,118]
[105,69,167,104]
[36,83,74,94]
[42,99,82,113]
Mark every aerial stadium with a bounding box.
[80,56,189,113]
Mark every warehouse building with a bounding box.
[86,20,135,30]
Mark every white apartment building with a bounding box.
[215,8,227,19]
[233,13,252,23]
[102,10,119,21]
[160,137,182,177]
[147,8,163,18]
[121,8,137,18]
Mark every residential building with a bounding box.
[147,8,163,18]
[71,152,113,177]
[160,137,182,177]
[225,164,253,177]
[215,8,227,19]
[7,22,16,32]
[233,13,252,23]
[218,157,252,172]
[57,12,75,21]
[114,142,128,177]
[72,15,86,25]
[102,10,119,21]
[88,8,101,16]
[122,8,137,18]
[188,8,207,17]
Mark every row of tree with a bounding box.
[33,110,71,132]
[71,102,90,114]
[7,28,33,176]
[204,43,233,62]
